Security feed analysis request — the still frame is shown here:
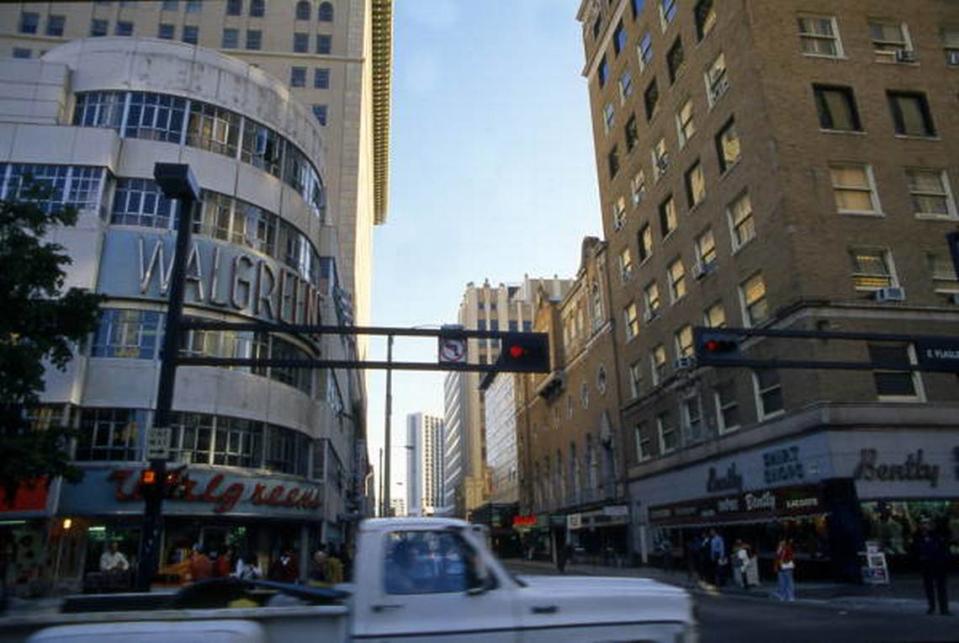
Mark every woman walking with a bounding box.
[774,538,796,601]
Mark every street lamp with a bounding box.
[134,163,201,591]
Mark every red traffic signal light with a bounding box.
[498,333,550,373]
[695,328,743,365]
[140,469,158,485]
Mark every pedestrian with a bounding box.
[99,541,130,573]
[236,552,262,580]
[915,516,950,615]
[709,529,726,586]
[685,536,699,583]
[269,547,299,583]
[556,541,569,574]
[215,545,235,578]
[309,547,329,586]
[734,541,750,589]
[188,544,213,583]
[774,538,795,601]
[327,547,344,585]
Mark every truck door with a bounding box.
[354,528,519,642]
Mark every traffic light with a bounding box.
[139,464,167,503]
[694,328,743,365]
[497,332,550,373]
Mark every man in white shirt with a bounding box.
[99,541,130,572]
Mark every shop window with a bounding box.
[92,309,163,359]
[868,343,923,401]
[753,369,783,419]
[76,408,147,461]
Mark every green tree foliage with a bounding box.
[0,179,104,503]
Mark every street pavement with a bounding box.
[504,560,958,642]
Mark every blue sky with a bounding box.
[367,0,601,496]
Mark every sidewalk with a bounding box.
[503,558,958,615]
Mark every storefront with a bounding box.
[566,504,630,566]
[56,464,326,591]
[631,428,959,582]
[470,503,520,558]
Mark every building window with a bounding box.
[246,29,262,50]
[907,169,956,219]
[928,253,959,294]
[727,191,756,250]
[705,52,728,106]
[714,382,740,432]
[1,164,106,216]
[624,303,640,341]
[603,103,615,134]
[240,120,285,176]
[19,12,39,34]
[76,408,147,462]
[635,424,652,461]
[159,23,176,39]
[695,228,716,271]
[638,32,653,69]
[226,0,242,16]
[659,194,677,238]
[657,411,677,453]
[185,0,202,13]
[619,247,634,282]
[111,178,175,228]
[830,164,881,215]
[681,394,703,442]
[163,0,180,10]
[704,301,726,328]
[695,0,717,41]
[887,91,936,137]
[115,21,134,36]
[634,226,652,266]
[667,37,685,82]
[92,309,163,359]
[797,15,842,57]
[90,19,108,37]
[598,55,608,87]
[869,20,912,62]
[660,0,677,30]
[668,258,687,302]
[740,272,768,326]
[186,102,240,157]
[316,34,332,54]
[73,91,126,131]
[614,20,627,55]
[12,48,31,59]
[631,171,647,207]
[296,0,311,20]
[849,247,896,291]
[644,281,661,317]
[182,25,199,44]
[943,26,959,65]
[608,145,620,179]
[813,85,861,132]
[624,115,639,152]
[249,0,264,17]
[685,161,706,208]
[222,27,238,48]
[314,67,331,89]
[869,344,923,401]
[676,98,696,147]
[652,137,669,179]
[613,196,627,230]
[753,369,784,419]
[652,345,668,385]
[619,70,634,102]
[644,79,659,121]
[580,382,590,409]
[629,361,643,399]
[318,1,334,22]
[715,118,741,173]
[294,32,309,53]
[631,0,645,20]
[46,15,65,37]
[675,325,694,358]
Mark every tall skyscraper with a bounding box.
[406,413,445,517]
[578,0,959,574]
[442,277,571,516]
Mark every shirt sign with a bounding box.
[146,427,171,459]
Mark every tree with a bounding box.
[0,179,104,503]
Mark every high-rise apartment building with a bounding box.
[578,0,959,579]
[406,412,444,517]
[0,0,393,334]
[442,277,570,516]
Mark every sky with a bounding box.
[366,0,601,502]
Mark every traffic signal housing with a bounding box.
[694,328,744,366]
[139,464,167,503]
[497,332,550,373]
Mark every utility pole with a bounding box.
[383,334,394,516]
[378,447,384,517]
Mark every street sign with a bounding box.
[146,427,171,460]
[915,338,959,372]
[947,231,959,282]
[438,337,467,364]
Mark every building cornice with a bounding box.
[371,0,393,225]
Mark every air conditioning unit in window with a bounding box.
[895,49,917,63]
[613,217,624,231]
[948,50,959,66]
[656,155,670,173]
[674,357,697,370]
[874,286,906,302]
[692,262,715,280]
[709,77,729,103]
[950,292,959,305]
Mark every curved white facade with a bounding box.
[0,38,363,590]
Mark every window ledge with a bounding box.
[894,134,940,142]
[731,237,756,256]
[915,214,959,222]
[819,129,867,136]
[670,294,688,306]
[838,210,885,218]
[801,53,848,61]
[718,425,741,435]
[877,396,924,403]
[718,159,742,181]
[758,409,785,422]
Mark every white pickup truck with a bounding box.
[3,518,696,643]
